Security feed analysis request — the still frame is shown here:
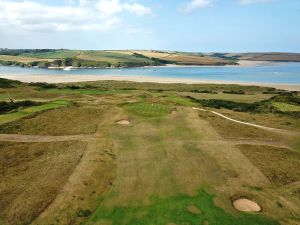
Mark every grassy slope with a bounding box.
[0,141,86,225]
[272,102,300,112]
[133,50,236,65]
[1,49,237,66]
[84,103,284,225]
[0,100,70,125]
[20,50,80,59]
[2,50,300,66]
[0,55,52,63]
[238,145,300,186]
[77,51,154,64]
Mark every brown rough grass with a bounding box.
[0,55,53,63]
[0,106,107,135]
[0,141,86,225]
[197,110,284,141]
[238,144,300,186]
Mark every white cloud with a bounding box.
[96,0,123,15]
[238,0,274,5]
[123,3,152,16]
[180,0,214,13]
[0,0,152,32]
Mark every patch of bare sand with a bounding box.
[187,205,202,215]
[171,110,178,115]
[233,198,262,212]
[116,120,130,125]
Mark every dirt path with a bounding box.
[30,108,123,225]
[0,133,94,143]
[192,107,292,134]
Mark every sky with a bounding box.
[0,0,299,52]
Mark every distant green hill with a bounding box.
[1,49,300,68]
[0,49,237,68]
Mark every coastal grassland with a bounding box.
[0,79,299,225]
[86,104,287,224]
[238,145,300,186]
[197,109,284,141]
[236,53,300,62]
[160,93,197,106]
[0,105,107,135]
[77,51,155,64]
[32,128,117,225]
[201,108,300,131]
[158,53,236,65]
[20,49,80,59]
[133,50,237,65]
[181,92,276,103]
[272,102,300,112]
[0,55,53,63]
[0,78,22,88]
[0,100,70,125]
[132,50,173,58]
[64,80,275,93]
[0,49,238,67]
[0,141,86,225]
[39,88,126,95]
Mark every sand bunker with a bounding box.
[116,120,130,125]
[233,198,262,212]
[187,205,202,215]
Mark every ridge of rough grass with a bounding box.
[124,102,171,117]
[88,189,279,225]
[40,88,125,95]
[0,100,70,124]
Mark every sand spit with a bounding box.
[1,74,299,91]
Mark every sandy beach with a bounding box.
[1,74,299,91]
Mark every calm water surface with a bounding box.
[0,63,300,84]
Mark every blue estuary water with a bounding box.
[0,62,300,84]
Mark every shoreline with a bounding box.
[46,60,284,69]
[0,60,292,72]
[1,74,299,91]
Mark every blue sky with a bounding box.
[0,0,299,52]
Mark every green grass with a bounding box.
[78,51,154,64]
[21,50,80,59]
[124,102,171,117]
[273,102,300,112]
[88,189,279,225]
[0,100,70,124]
[151,92,197,106]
